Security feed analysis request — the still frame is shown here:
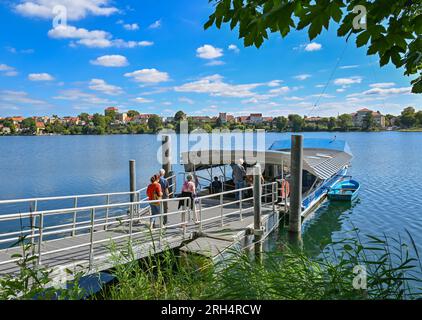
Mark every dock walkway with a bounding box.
[0,179,280,282]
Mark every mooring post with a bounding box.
[129,159,136,203]
[253,164,263,263]
[162,135,174,199]
[289,135,303,246]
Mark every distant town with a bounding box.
[0,106,420,136]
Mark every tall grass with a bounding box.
[1,228,421,300]
[95,228,422,300]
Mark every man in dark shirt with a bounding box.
[210,176,222,193]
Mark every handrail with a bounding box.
[0,196,190,221]
[0,179,279,272]
[0,175,176,205]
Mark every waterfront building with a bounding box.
[218,112,228,124]
[105,106,119,117]
[249,113,264,123]
[352,108,386,128]
[35,122,45,135]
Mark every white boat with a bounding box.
[180,138,353,220]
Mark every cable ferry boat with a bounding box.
[180,138,353,220]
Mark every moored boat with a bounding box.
[328,179,360,201]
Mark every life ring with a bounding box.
[280,179,290,199]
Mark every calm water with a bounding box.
[1,132,421,254]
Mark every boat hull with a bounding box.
[327,179,360,202]
[301,166,349,218]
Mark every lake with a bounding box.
[1,132,421,254]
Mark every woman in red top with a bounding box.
[147,175,163,228]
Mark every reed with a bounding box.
[96,228,422,300]
[1,227,421,300]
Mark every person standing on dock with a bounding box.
[147,175,163,229]
[158,169,169,225]
[178,174,198,223]
[231,158,246,202]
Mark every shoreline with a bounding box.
[1,129,422,137]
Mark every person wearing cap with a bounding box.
[231,158,246,201]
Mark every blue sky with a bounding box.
[0,0,420,118]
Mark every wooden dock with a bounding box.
[0,181,280,283]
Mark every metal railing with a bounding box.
[0,179,278,272]
[0,174,176,215]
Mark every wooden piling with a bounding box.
[129,160,136,203]
[253,164,263,263]
[162,135,172,177]
[161,135,173,196]
[289,135,303,235]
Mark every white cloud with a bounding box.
[15,0,118,20]
[0,64,18,76]
[134,97,153,103]
[267,80,283,87]
[174,74,264,98]
[269,86,290,95]
[124,68,170,83]
[0,90,45,105]
[6,46,34,54]
[196,45,223,59]
[89,78,123,95]
[369,82,396,88]
[178,97,194,105]
[304,42,322,52]
[205,60,225,66]
[284,96,305,101]
[340,65,359,69]
[360,86,412,96]
[228,44,240,53]
[149,19,162,29]
[294,74,311,81]
[48,25,153,48]
[90,55,129,67]
[28,73,54,81]
[54,89,114,104]
[123,23,139,31]
[137,41,154,47]
[334,76,362,86]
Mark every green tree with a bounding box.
[203,124,213,133]
[127,110,140,118]
[93,113,106,127]
[78,113,89,123]
[104,109,117,119]
[327,117,337,131]
[174,110,187,122]
[400,106,416,128]
[338,114,353,131]
[21,118,36,132]
[288,114,304,132]
[415,110,422,127]
[2,120,16,134]
[274,116,288,131]
[148,115,163,133]
[205,0,422,93]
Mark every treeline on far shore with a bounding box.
[1,107,421,136]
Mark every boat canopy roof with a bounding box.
[181,139,352,180]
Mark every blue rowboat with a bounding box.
[328,179,360,201]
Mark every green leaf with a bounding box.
[411,76,422,94]
[356,31,370,47]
